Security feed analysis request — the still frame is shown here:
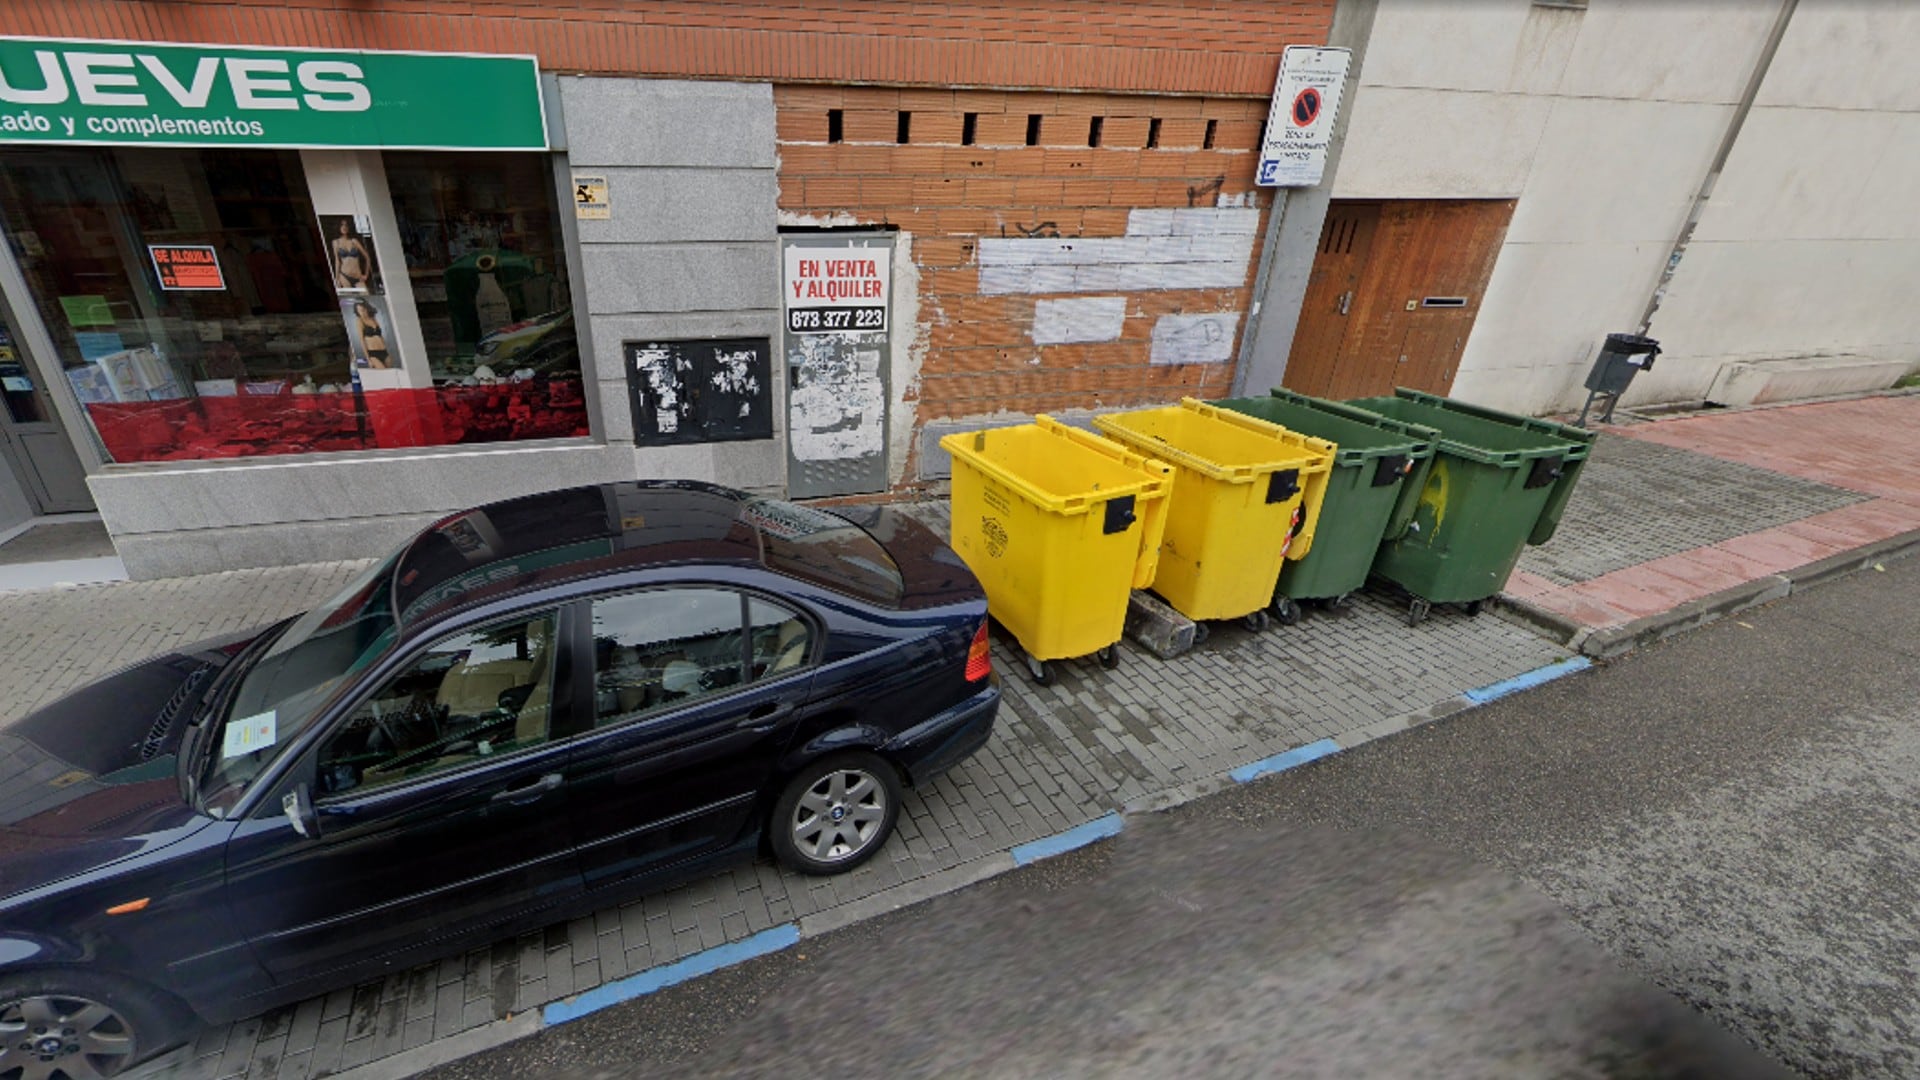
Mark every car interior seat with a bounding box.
[767,619,809,674]
[436,617,552,727]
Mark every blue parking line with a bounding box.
[1229,738,1342,783]
[1010,812,1124,866]
[543,923,801,1025]
[1463,656,1593,704]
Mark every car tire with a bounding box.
[0,969,188,1076]
[770,751,902,876]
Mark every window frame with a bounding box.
[306,603,571,805]
[579,582,820,736]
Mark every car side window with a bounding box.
[748,597,812,679]
[592,589,747,727]
[316,611,559,797]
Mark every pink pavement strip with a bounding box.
[1632,549,1758,594]
[1664,544,1783,582]
[1609,395,1920,505]
[1525,587,1642,629]
[1507,394,1920,631]
[1777,516,1879,549]
[1502,568,1559,600]
[1564,564,1715,621]
[1713,527,1850,570]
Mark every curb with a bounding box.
[323,653,1598,1078]
[1499,526,1920,661]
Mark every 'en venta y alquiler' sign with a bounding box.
[0,36,547,150]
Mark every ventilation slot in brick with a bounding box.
[962,112,978,146]
[827,109,843,144]
[897,111,912,144]
[1088,116,1104,148]
[1147,118,1162,149]
[1203,119,1218,149]
[1026,114,1042,146]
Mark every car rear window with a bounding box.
[742,497,904,606]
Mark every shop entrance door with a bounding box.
[1283,199,1515,400]
[0,312,92,514]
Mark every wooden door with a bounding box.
[1282,202,1378,398]
[1285,199,1515,400]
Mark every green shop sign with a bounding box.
[0,37,546,150]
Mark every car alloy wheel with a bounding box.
[0,993,137,1079]
[772,751,902,875]
[793,767,887,863]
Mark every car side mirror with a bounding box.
[282,783,320,839]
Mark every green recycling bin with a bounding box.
[1344,388,1595,625]
[1216,388,1438,624]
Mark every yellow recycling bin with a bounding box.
[1093,398,1334,629]
[942,416,1171,685]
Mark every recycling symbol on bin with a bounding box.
[982,516,1009,558]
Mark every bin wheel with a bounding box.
[1023,653,1053,687]
[1096,644,1122,670]
[1192,622,1211,646]
[1406,599,1431,627]
[1326,592,1356,613]
[1465,599,1486,617]
[1242,610,1271,633]
[1271,597,1303,626]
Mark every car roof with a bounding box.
[391,481,873,628]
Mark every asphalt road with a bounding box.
[427,552,1920,1079]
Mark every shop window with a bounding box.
[0,147,590,464]
[625,338,774,447]
[0,148,362,462]
[381,150,588,448]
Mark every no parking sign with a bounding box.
[1257,46,1352,187]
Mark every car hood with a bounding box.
[0,626,267,899]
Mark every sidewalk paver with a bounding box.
[44,390,1916,1079]
[0,513,1573,1080]
[1515,434,1867,589]
[1511,394,1920,635]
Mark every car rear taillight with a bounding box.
[965,620,992,681]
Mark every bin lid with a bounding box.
[1093,398,1334,483]
[939,417,1172,515]
[1395,387,1595,449]
[1216,390,1438,467]
[1344,390,1591,467]
[1602,332,1662,355]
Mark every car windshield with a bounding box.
[198,556,401,814]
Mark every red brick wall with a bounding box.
[776,86,1276,477]
[1,1,1330,97]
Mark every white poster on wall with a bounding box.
[1256,46,1352,188]
[783,246,890,335]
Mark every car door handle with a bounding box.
[490,772,563,806]
[737,702,794,732]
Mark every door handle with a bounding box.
[1337,290,1353,316]
[490,772,563,805]
[737,701,794,732]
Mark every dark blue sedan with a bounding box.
[0,482,997,1073]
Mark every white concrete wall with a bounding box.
[1629,3,1920,404]
[1328,0,1802,414]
